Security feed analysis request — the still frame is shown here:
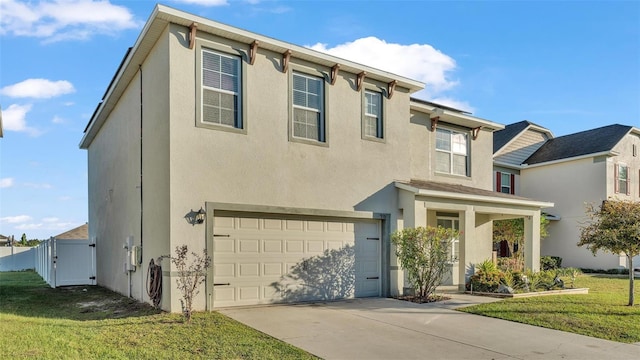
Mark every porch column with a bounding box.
[524,211,541,272]
[458,206,475,288]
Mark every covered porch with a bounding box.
[395,180,554,292]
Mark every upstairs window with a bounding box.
[496,171,515,194]
[436,128,469,176]
[615,163,630,195]
[363,90,383,139]
[292,72,325,142]
[201,49,242,128]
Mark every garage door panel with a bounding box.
[212,215,381,308]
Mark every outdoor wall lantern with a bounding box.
[194,207,206,224]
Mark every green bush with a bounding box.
[467,259,504,292]
[540,256,562,270]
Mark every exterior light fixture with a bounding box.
[195,207,206,224]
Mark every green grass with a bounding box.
[0,271,319,359]
[460,274,640,343]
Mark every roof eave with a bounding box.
[395,182,554,209]
[410,101,504,131]
[523,150,617,169]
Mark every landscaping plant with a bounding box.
[171,245,211,322]
[579,199,640,306]
[391,226,458,299]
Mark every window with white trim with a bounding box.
[501,173,511,194]
[292,72,325,142]
[364,90,383,139]
[615,163,629,195]
[201,49,242,128]
[436,128,469,176]
[437,217,460,262]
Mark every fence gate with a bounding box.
[54,239,96,287]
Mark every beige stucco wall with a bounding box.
[409,112,494,191]
[608,132,640,198]
[164,24,418,310]
[520,157,624,268]
[87,25,172,309]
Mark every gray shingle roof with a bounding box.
[493,121,531,153]
[524,124,632,165]
[403,179,535,201]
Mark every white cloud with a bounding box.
[308,37,475,108]
[1,79,75,99]
[2,104,41,136]
[310,37,458,95]
[0,178,14,188]
[173,0,228,6]
[1,215,33,224]
[52,115,66,124]
[42,217,60,223]
[429,97,475,114]
[23,182,53,189]
[0,0,140,41]
[15,220,77,231]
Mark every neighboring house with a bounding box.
[80,5,552,312]
[0,235,9,246]
[494,122,640,269]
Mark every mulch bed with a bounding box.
[394,294,451,304]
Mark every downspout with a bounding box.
[139,64,144,300]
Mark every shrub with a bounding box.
[391,226,458,299]
[556,267,582,288]
[467,259,504,293]
[540,256,562,270]
[171,245,211,322]
[497,257,523,272]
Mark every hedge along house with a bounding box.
[80,5,553,312]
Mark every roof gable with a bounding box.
[54,224,89,240]
[524,124,633,165]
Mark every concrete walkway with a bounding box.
[219,295,640,360]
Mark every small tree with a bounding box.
[171,245,211,322]
[20,233,27,246]
[391,226,458,299]
[579,199,640,306]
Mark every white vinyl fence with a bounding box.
[35,238,96,288]
[0,246,36,271]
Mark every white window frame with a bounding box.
[201,49,242,128]
[291,72,326,143]
[437,217,460,263]
[501,172,511,194]
[616,163,629,195]
[435,127,469,177]
[363,89,384,140]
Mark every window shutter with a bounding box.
[510,174,515,195]
[627,168,631,195]
[496,172,501,192]
[614,164,619,193]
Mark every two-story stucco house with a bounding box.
[494,121,640,270]
[80,5,551,312]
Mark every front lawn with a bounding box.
[0,271,318,359]
[460,274,640,343]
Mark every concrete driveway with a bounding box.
[219,295,639,360]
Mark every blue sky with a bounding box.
[1,0,638,239]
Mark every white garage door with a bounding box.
[212,214,381,308]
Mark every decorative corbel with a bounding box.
[431,117,439,132]
[330,64,341,85]
[189,22,198,50]
[387,80,397,99]
[472,127,482,140]
[281,49,292,73]
[356,71,367,91]
[249,40,259,65]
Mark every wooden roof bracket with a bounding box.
[387,80,397,99]
[472,126,482,140]
[189,22,198,50]
[330,64,341,85]
[282,49,292,73]
[431,117,439,132]
[356,72,367,91]
[249,40,259,65]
